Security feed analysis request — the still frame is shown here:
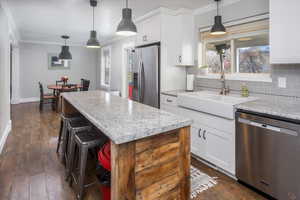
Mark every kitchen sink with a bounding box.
[177,91,258,119]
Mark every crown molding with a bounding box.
[135,7,193,23]
[193,0,241,16]
[102,7,194,46]
[19,40,87,47]
[199,13,269,32]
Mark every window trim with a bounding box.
[101,46,112,87]
[197,73,272,83]
[199,21,272,83]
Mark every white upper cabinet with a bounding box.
[270,0,300,64]
[136,15,161,46]
[134,9,195,91]
[175,14,195,66]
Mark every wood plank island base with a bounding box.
[61,91,193,200]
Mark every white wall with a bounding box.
[99,37,135,93]
[19,42,98,100]
[0,4,11,153]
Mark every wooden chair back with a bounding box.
[80,79,90,91]
[56,80,64,86]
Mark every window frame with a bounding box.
[199,20,272,83]
[100,46,112,87]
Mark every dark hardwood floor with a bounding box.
[0,102,267,200]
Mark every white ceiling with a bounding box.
[6,0,212,45]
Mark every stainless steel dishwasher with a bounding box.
[236,111,300,200]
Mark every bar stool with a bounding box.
[57,113,82,154]
[68,129,107,200]
[65,119,92,181]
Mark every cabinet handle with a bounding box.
[166,99,173,103]
[198,128,202,138]
[178,55,182,63]
[203,130,206,140]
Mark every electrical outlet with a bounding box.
[278,77,287,88]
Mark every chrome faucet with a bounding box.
[220,70,230,95]
[216,44,230,95]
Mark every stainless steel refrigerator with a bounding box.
[128,43,160,108]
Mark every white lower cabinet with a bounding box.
[161,94,236,175]
[190,122,234,174]
[204,127,234,174]
[191,125,206,159]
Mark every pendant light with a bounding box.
[87,0,100,48]
[59,35,72,60]
[116,0,137,36]
[210,0,226,36]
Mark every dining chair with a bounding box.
[39,82,56,111]
[56,80,64,86]
[80,79,90,91]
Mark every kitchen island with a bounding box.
[61,90,193,200]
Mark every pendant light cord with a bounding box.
[126,0,128,8]
[93,6,95,31]
[217,0,219,16]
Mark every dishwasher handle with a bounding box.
[238,117,298,137]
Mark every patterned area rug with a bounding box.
[191,166,218,199]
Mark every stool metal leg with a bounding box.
[77,145,88,200]
[56,120,64,153]
[60,121,69,164]
[66,129,76,182]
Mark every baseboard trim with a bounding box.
[0,120,12,154]
[19,97,40,104]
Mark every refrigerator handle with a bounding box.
[138,60,142,101]
[140,61,145,102]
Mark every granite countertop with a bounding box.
[236,97,300,121]
[62,90,193,144]
[161,90,192,97]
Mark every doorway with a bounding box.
[10,43,13,116]
[10,43,12,101]
[121,42,134,98]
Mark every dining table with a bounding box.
[47,84,83,112]
[47,84,83,93]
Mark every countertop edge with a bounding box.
[62,92,193,144]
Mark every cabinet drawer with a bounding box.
[177,106,235,135]
[161,94,177,106]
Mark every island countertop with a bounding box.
[62,90,193,144]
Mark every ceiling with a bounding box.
[6,0,212,45]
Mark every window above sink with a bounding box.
[198,19,272,83]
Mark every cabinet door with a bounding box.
[136,15,161,46]
[204,127,235,174]
[191,124,206,159]
[174,14,194,66]
[270,0,300,63]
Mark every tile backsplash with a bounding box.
[188,64,300,98]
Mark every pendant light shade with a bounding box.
[211,16,226,35]
[116,0,137,36]
[87,0,100,48]
[87,30,100,48]
[210,0,226,35]
[59,35,72,60]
